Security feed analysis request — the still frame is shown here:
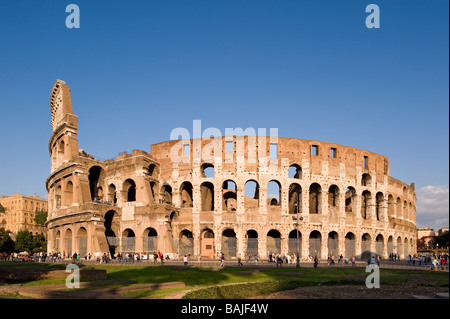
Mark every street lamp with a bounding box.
[293,198,303,268]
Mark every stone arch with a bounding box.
[201,163,214,178]
[64,180,74,206]
[244,180,259,209]
[361,173,371,187]
[222,229,237,258]
[180,181,193,207]
[201,228,215,259]
[361,233,372,259]
[288,230,302,256]
[160,184,172,204]
[246,229,258,256]
[267,180,281,206]
[387,194,395,218]
[77,227,87,257]
[345,232,356,258]
[122,228,135,252]
[327,231,339,257]
[89,165,106,201]
[200,182,214,211]
[345,187,356,213]
[143,227,158,252]
[222,180,237,211]
[288,183,302,214]
[387,235,394,257]
[376,192,384,221]
[267,229,281,254]
[361,190,371,220]
[309,183,322,214]
[288,164,302,179]
[64,228,73,255]
[309,230,322,258]
[179,229,194,256]
[108,184,117,204]
[123,179,136,202]
[104,210,120,255]
[375,234,384,257]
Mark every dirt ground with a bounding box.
[262,274,449,299]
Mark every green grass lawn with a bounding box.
[1,262,448,299]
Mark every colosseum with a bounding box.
[46,79,417,261]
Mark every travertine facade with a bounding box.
[46,80,417,259]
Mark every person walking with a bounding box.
[313,256,318,268]
[220,253,225,267]
[351,256,356,267]
[237,254,243,267]
[183,255,188,267]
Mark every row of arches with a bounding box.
[98,225,415,260]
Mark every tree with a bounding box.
[15,230,35,253]
[0,228,15,254]
[34,210,48,226]
[435,231,449,249]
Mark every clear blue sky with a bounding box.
[0,1,448,227]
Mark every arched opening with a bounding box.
[327,231,339,257]
[288,183,302,215]
[201,163,215,178]
[160,184,172,205]
[397,237,403,258]
[309,231,322,258]
[244,180,259,209]
[108,184,117,204]
[222,229,237,258]
[143,228,158,252]
[122,229,135,252]
[180,182,193,207]
[361,191,371,220]
[376,192,384,221]
[288,230,302,257]
[387,195,395,218]
[246,230,258,256]
[267,180,281,206]
[222,180,237,211]
[403,237,409,256]
[267,229,281,254]
[201,228,215,259]
[64,228,72,256]
[89,166,106,201]
[77,227,87,257]
[147,163,158,177]
[361,233,372,259]
[179,230,194,256]
[361,173,371,187]
[104,210,119,255]
[55,230,61,253]
[309,183,322,214]
[123,179,136,202]
[345,232,356,258]
[396,197,402,218]
[148,181,157,204]
[375,234,384,257]
[288,164,302,179]
[387,236,394,257]
[64,181,74,206]
[328,185,340,220]
[345,187,356,213]
[55,185,62,209]
[200,182,214,211]
[403,201,408,220]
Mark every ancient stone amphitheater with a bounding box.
[46,80,417,260]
